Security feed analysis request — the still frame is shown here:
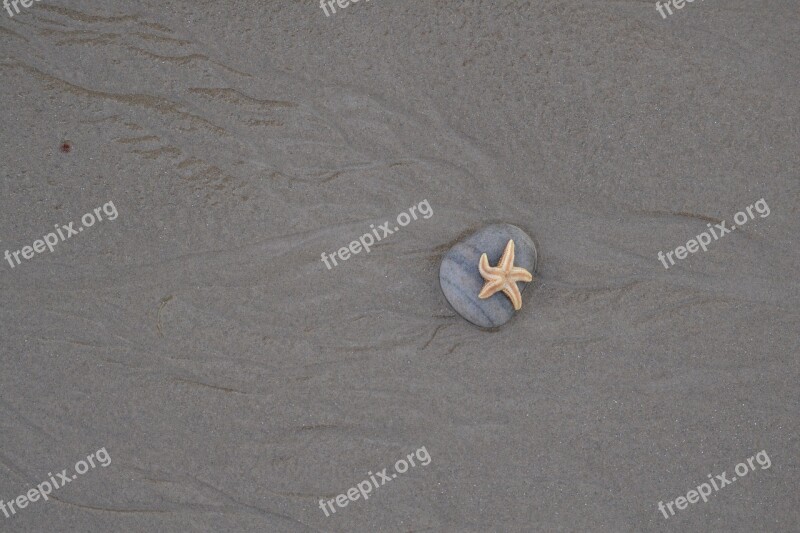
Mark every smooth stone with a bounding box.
[439,224,537,328]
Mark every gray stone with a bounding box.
[439,224,537,328]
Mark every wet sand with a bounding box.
[0,1,798,531]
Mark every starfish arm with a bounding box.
[482,270,503,282]
[478,278,505,299]
[502,282,524,310]
[498,239,516,272]
[509,266,533,283]
[478,253,492,277]
[480,254,503,282]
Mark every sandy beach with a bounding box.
[0,1,798,531]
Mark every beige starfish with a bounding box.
[478,239,533,310]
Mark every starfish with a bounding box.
[478,239,533,310]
